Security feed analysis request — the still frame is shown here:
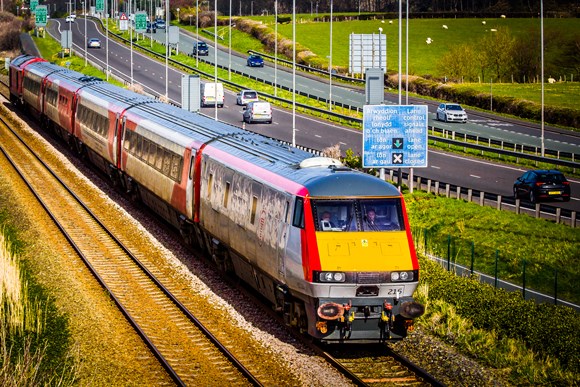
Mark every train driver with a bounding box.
[320,211,335,230]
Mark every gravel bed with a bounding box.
[1,102,510,386]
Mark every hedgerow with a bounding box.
[419,256,580,375]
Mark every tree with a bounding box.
[436,44,480,82]
[478,27,515,81]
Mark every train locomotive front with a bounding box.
[283,162,424,342]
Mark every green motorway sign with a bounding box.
[30,0,39,13]
[95,0,104,12]
[35,5,47,27]
[135,12,147,33]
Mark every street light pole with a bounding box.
[214,0,218,121]
[228,0,232,80]
[130,0,133,85]
[196,0,199,67]
[165,0,169,98]
[540,0,545,156]
[274,0,278,97]
[83,1,87,66]
[292,0,296,147]
[328,0,332,110]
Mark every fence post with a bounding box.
[522,259,527,300]
[497,195,502,210]
[554,270,558,305]
[494,250,499,288]
[447,235,451,271]
[470,241,474,274]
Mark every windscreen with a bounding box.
[313,198,404,232]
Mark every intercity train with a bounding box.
[9,55,424,342]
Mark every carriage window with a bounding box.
[250,196,258,224]
[224,182,231,208]
[292,198,304,228]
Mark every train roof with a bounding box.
[9,55,45,69]
[123,96,400,197]
[79,82,153,110]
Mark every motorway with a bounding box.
[49,18,580,214]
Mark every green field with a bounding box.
[250,16,580,79]
[205,15,579,113]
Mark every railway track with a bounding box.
[320,344,443,386]
[0,115,263,386]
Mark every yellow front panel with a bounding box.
[316,231,412,271]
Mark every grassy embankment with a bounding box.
[0,213,76,385]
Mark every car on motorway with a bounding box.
[436,103,468,123]
[87,38,101,49]
[65,15,75,23]
[155,19,166,29]
[247,54,264,67]
[513,169,571,203]
[146,21,157,33]
[192,41,209,56]
[236,89,259,106]
[243,101,272,124]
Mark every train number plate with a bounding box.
[386,286,404,296]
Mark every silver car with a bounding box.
[236,89,259,106]
[436,103,468,123]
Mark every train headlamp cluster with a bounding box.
[390,271,414,282]
[318,271,346,283]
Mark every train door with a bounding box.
[114,113,122,168]
[245,182,262,262]
[277,199,291,278]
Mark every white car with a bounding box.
[236,89,259,106]
[88,38,101,48]
[436,103,468,123]
[65,15,75,23]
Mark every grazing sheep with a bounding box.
[426,37,433,44]
[548,77,556,83]
[501,14,506,18]
[482,21,486,25]
[442,24,448,29]
[490,28,497,32]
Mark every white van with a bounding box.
[200,82,224,108]
[242,101,272,124]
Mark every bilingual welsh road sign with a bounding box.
[362,105,428,168]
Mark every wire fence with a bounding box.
[412,226,579,309]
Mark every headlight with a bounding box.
[391,271,413,282]
[318,272,346,283]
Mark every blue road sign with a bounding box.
[362,105,428,168]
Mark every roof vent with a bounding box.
[299,157,343,169]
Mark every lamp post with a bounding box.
[214,0,218,121]
[292,0,296,147]
[83,0,87,66]
[196,0,199,67]
[378,27,383,72]
[176,7,179,23]
[228,0,232,80]
[274,0,277,97]
[130,0,133,85]
[165,0,169,98]
[540,0,545,156]
[328,0,332,110]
